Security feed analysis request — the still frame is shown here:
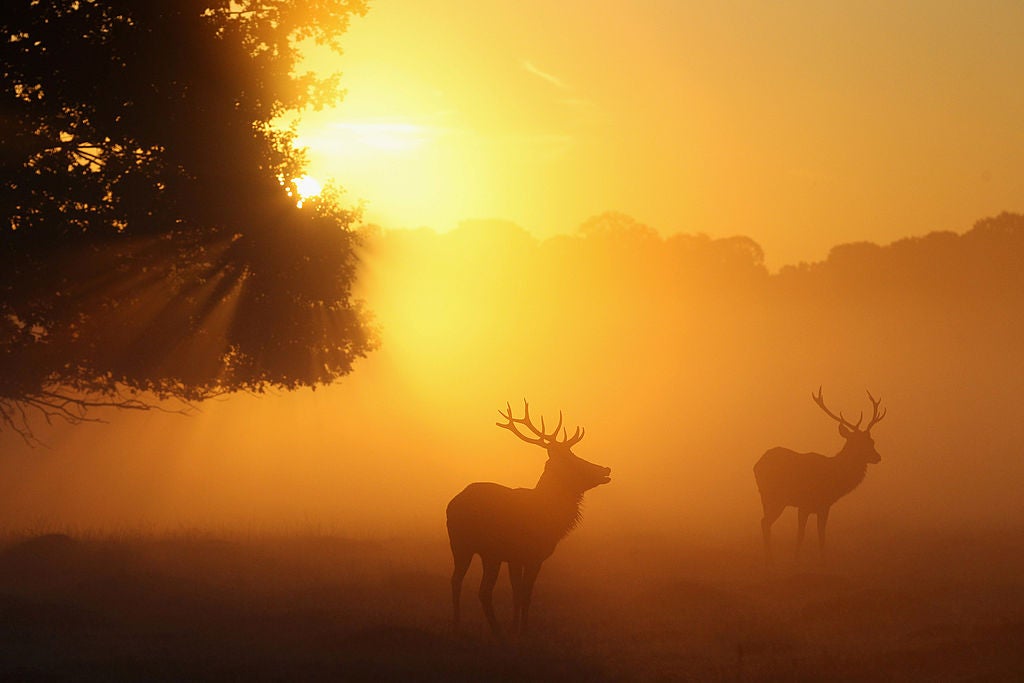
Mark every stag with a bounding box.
[446,400,611,639]
[754,387,886,564]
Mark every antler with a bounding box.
[811,386,862,431]
[497,399,585,448]
[865,390,887,431]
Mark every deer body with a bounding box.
[447,401,610,639]
[447,481,581,565]
[755,389,886,564]
[755,447,868,512]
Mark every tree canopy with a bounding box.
[1,0,375,441]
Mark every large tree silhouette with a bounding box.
[1,0,374,442]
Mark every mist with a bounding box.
[2,211,1021,549]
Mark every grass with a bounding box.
[0,528,1021,681]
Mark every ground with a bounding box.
[0,528,1021,681]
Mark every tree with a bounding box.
[1,0,375,443]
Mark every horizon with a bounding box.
[355,208,1016,273]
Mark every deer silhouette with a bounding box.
[446,400,611,639]
[754,387,886,564]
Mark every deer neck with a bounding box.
[831,446,869,495]
[533,471,585,537]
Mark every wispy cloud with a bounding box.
[521,59,569,90]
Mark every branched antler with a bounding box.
[811,386,860,430]
[811,386,886,433]
[497,399,585,449]
[865,390,887,430]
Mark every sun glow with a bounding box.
[296,116,485,229]
[289,1,1024,266]
[297,120,432,157]
[293,175,322,199]
[335,121,430,152]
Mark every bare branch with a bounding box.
[1,385,193,448]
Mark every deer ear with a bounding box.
[839,424,853,438]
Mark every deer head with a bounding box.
[811,387,887,463]
[497,400,611,493]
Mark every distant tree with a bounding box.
[578,211,660,244]
[0,0,375,443]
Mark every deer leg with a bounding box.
[450,547,472,631]
[761,503,785,566]
[796,508,810,561]
[478,557,503,639]
[519,563,542,636]
[508,562,524,635]
[817,507,830,560]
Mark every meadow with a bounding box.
[0,527,1021,681]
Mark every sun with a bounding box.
[296,118,474,229]
[293,175,323,199]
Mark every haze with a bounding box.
[2,213,1022,547]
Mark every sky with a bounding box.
[295,0,1024,268]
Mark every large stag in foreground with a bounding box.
[754,387,886,565]
[446,401,611,639]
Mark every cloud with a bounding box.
[521,59,569,90]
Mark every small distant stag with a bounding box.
[446,400,611,639]
[754,387,886,564]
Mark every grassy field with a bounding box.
[0,528,1021,681]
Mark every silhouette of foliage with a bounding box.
[0,1,374,441]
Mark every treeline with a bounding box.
[357,211,1024,536]
[368,209,1023,311]
[360,210,1024,395]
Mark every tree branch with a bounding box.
[1,386,193,448]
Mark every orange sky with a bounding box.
[294,1,1023,268]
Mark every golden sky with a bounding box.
[295,1,1023,268]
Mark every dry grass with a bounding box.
[0,528,1021,681]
